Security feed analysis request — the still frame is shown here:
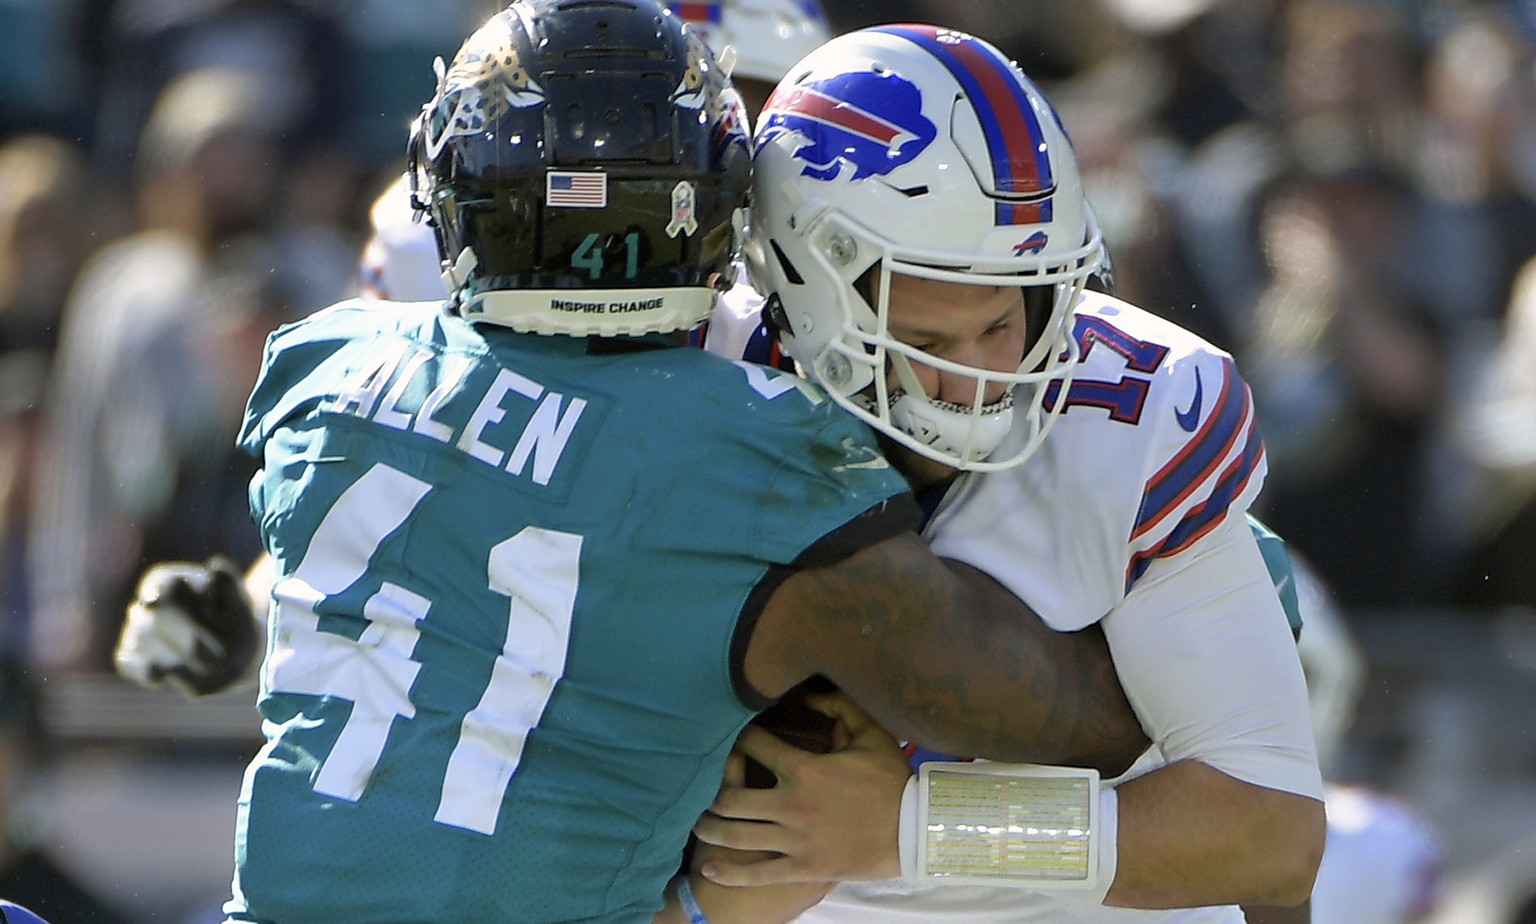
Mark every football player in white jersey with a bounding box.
[678,24,1325,923]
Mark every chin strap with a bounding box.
[716,44,738,77]
[886,388,1015,465]
[443,246,477,298]
[899,761,1116,902]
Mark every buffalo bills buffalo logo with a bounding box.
[1013,231,1050,256]
[757,71,937,182]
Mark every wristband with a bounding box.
[898,773,921,883]
[1077,786,1118,904]
[674,875,710,924]
[898,761,1115,901]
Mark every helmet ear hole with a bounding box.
[852,265,878,306]
[769,239,804,285]
[1022,286,1055,369]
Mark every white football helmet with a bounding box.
[666,0,832,86]
[746,25,1104,471]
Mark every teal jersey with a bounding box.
[228,300,912,923]
[1248,514,1303,637]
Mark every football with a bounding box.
[744,675,840,788]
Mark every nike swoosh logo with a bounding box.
[1176,367,1204,432]
[837,458,892,471]
[835,437,892,471]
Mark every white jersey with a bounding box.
[712,289,1324,923]
[357,174,450,303]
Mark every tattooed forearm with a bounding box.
[779,533,1146,772]
[946,559,1146,774]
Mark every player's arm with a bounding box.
[114,552,273,696]
[1108,760,1322,907]
[702,519,1323,908]
[742,527,1148,775]
[1096,516,1325,908]
[652,752,834,924]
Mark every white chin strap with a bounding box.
[888,389,1016,465]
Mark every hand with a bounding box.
[654,753,833,924]
[694,690,912,887]
[115,556,260,696]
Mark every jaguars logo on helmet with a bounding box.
[421,17,545,161]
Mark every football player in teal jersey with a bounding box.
[197,3,1148,923]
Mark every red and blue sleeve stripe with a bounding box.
[873,25,1053,226]
[1125,360,1266,590]
[1132,358,1248,541]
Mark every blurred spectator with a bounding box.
[0,662,128,922]
[0,0,92,139]
[0,356,49,664]
[1164,0,1487,607]
[1276,0,1422,180]
[0,134,107,359]
[332,0,489,169]
[1240,164,1448,608]
[1410,2,1536,331]
[1407,4,1536,576]
[1174,0,1428,343]
[26,67,349,671]
[140,238,303,575]
[1051,40,1229,346]
[84,0,350,175]
[1107,0,1280,149]
[79,0,384,265]
[1455,253,1536,608]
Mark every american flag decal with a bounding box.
[546,171,607,208]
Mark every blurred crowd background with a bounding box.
[1,0,1536,921]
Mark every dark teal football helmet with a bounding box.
[409,0,752,336]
